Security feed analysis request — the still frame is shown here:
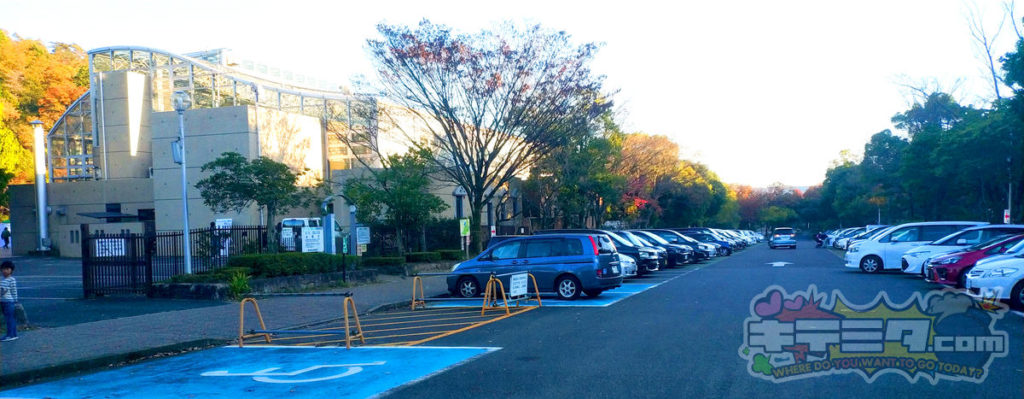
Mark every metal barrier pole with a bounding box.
[481,276,511,316]
[343,297,365,349]
[411,276,425,310]
[238,298,271,347]
[528,273,543,307]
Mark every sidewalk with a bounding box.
[0,273,452,386]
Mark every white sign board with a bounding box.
[95,238,126,257]
[215,218,233,230]
[1005,209,1011,224]
[302,227,324,253]
[356,226,371,245]
[509,273,528,298]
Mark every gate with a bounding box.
[81,224,267,297]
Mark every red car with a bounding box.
[925,234,1024,288]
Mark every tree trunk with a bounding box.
[470,201,484,253]
[396,227,405,256]
[266,205,278,253]
[420,226,427,251]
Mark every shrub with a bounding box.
[406,251,442,263]
[437,249,465,260]
[227,253,359,278]
[361,256,406,267]
[227,271,251,299]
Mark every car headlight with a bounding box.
[987,267,1019,277]
[848,245,860,253]
[937,256,961,265]
[451,262,462,272]
[639,251,657,259]
[905,250,927,257]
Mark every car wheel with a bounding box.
[555,275,582,300]
[956,270,968,289]
[455,276,480,298]
[859,256,882,273]
[583,289,603,298]
[1011,280,1024,309]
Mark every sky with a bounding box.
[1,0,1020,188]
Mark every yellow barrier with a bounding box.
[343,296,365,349]
[411,276,426,310]
[238,298,271,348]
[481,275,511,316]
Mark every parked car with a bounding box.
[843,225,890,250]
[629,230,701,264]
[901,224,1024,276]
[618,230,693,266]
[447,234,623,300]
[536,229,664,273]
[617,253,638,278]
[844,221,985,273]
[926,234,1024,288]
[677,230,732,255]
[965,254,1024,308]
[832,227,866,249]
[769,227,797,249]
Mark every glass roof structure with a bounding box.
[47,46,375,182]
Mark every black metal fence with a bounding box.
[81,225,267,297]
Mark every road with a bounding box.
[390,239,1024,398]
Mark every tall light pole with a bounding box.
[30,120,50,251]
[172,91,193,274]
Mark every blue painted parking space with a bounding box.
[428,282,658,308]
[0,346,499,399]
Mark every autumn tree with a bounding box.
[0,31,89,184]
[365,20,610,251]
[614,133,679,225]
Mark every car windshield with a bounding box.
[637,231,670,245]
[619,231,649,247]
[603,231,635,248]
[970,234,1016,251]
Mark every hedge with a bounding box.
[361,256,406,266]
[406,251,441,263]
[227,253,360,278]
[437,249,465,260]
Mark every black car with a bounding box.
[622,230,694,266]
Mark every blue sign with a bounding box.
[2,346,499,398]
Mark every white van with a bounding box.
[844,221,984,273]
[280,218,322,252]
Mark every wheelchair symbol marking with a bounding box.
[201,361,386,383]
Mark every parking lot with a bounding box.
[2,240,1021,398]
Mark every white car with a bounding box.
[964,254,1024,308]
[833,227,866,249]
[901,224,1024,276]
[617,253,638,278]
[844,221,984,273]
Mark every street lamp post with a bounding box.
[172,91,193,274]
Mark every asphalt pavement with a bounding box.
[389,239,1024,398]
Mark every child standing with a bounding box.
[1,260,18,341]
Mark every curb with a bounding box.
[0,338,227,389]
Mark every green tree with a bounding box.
[0,168,12,221]
[343,150,448,255]
[367,20,610,252]
[196,152,326,252]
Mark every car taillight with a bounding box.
[596,268,604,277]
[588,236,599,255]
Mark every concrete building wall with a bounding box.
[95,71,153,180]
[150,106,259,232]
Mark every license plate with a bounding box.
[611,266,619,273]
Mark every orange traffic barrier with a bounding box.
[411,276,426,310]
[238,298,271,347]
[481,275,511,316]
[343,296,365,349]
